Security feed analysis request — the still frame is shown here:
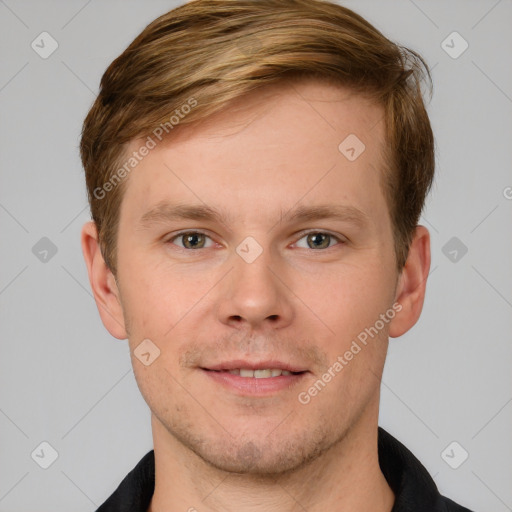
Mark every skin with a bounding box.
[82,78,430,512]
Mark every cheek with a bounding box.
[299,262,392,341]
[121,263,187,337]
[121,267,213,380]
[130,359,180,425]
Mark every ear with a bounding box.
[388,225,431,338]
[81,221,127,340]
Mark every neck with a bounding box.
[147,408,395,512]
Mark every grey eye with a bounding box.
[295,232,339,249]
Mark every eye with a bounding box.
[166,230,344,251]
[294,231,343,250]
[168,231,215,249]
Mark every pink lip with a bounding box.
[202,359,308,373]
[201,368,308,396]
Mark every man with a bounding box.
[80,0,476,510]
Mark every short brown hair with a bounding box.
[80,0,434,276]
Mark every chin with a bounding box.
[185,430,335,476]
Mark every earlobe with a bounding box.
[388,226,431,338]
[81,221,127,340]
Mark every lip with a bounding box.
[202,359,308,373]
[201,368,309,396]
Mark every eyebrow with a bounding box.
[137,201,370,230]
[282,203,370,227]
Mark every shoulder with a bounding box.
[439,495,477,512]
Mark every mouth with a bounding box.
[200,360,309,396]
[204,368,305,378]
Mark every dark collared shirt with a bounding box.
[96,426,476,511]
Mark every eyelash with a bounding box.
[166,230,345,251]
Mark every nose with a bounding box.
[214,246,295,331]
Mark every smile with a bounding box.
[211,368,299,378]
[201,367,308,396]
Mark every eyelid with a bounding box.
[294,228,346,241]
[166,229,213,241]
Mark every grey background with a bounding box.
[0,0,511,510]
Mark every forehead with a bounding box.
[162,78,384,148]
[118,79,387,226]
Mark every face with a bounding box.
[107,80,402,474]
